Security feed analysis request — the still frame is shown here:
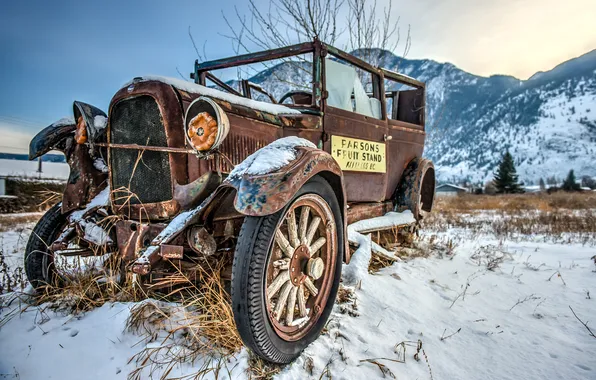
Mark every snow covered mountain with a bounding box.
[232,49,596,184]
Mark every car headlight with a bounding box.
[184,97,229,155]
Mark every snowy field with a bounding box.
[0,159,69,180]
[0,211,595,379]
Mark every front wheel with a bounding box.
[231,177,343,364]
[24,203,67,288]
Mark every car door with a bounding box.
[322,59,388,202]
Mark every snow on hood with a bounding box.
[123,76,302,116]
[228,136,316,178]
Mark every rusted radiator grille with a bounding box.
[206,133,269,172]
[109,96,172,205]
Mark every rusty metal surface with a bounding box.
[115,220,165,261]
[384,122,425,200]
[29,120,76,160]
[62,144,109,214]
[95,142,195,154]
[289,245,311,286]
[201,129,276,175]
[382,68,425,90]
[187,226,216,256]
[224,146,343,216]
[322,106,388,203]
[205,72,242,96]
[279,114,322,129]
[220,146,349,263]
[173,171,222,210]
[108,80,188,220]
[346,201,394,225]
[113,199,180,221]
[130,189,227,273]
[179,89,288,128]
[194,41,314,76]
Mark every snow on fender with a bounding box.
[223,137,346,217]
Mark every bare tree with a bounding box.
[346,0,410,68]
[220,0,409,66]
[223,0,343,53]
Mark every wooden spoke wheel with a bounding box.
[232,177,343,364]
[265,193,336,340]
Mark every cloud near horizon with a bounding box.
[0,121,37,155]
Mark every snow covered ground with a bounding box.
[1,217,595,379]
[0,159,69,180]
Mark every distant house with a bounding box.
[436,183,468,197]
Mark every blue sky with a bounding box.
[0,0,238,141]
[1,0,594,153]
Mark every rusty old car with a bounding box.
[25,39,435,363]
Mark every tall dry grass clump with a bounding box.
[126,260,242,379]
[0,250,27,293]
[34,274,138,315]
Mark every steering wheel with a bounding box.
[278,91,313,105]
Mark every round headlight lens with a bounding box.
[184,97,229,154]
[188,112,218,151]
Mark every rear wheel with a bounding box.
[231,177,343,363]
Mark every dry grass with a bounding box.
[0,213,42,232]
[246,353,282,380]
[0,250,27,293]
[126,260,242,379]
[2,178,65,213]
[367,227,459,273]
[433,192,596,212]
[34,274,137,315]
[336,283,359,317]
[425,192,596,243]
[2,246,240,379]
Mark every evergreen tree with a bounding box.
[539,178,546,191]
[562,170,581,191]
[493,151,523,194]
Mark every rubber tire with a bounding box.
[231,176,343,364]
[24,203,67,288]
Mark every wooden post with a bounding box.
[37,156,42,178]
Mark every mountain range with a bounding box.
[232,48,596,185]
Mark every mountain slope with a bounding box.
[236,49,596,184]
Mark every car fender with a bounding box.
[73,101,108,144]
[393,157,435,219]
[29,101,107,161]
[29,118,76,160]
[223,145,350,263]
[223,146,346,217]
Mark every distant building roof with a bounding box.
[436,183,468,192]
